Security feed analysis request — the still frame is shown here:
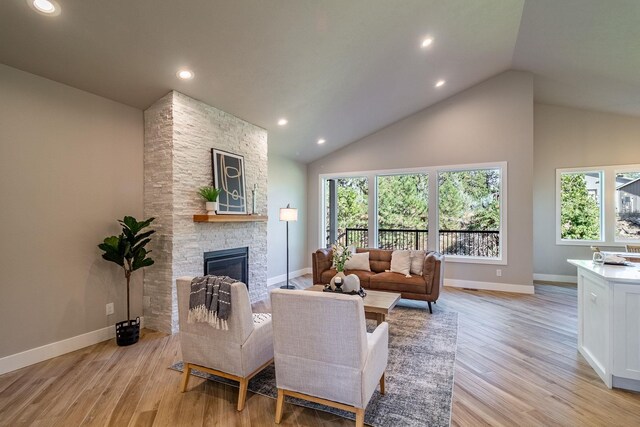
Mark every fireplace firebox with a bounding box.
[204,247,249,287]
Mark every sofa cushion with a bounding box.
[359,248,391,273]
[370,272,427,294]
[320,268,375,286]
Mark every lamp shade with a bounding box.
[279,205,298,222]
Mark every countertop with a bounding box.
[568,259,640,284]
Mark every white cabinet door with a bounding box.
[579,272,610,381]
[613,283,640,380]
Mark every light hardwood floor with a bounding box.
[1,276,639,426]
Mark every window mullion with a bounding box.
[368,173,377,248]
[428,168,439,253]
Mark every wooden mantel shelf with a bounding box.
[193,214,268,223]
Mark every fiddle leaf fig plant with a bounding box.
[98,216,155,321]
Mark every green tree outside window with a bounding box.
[560,173,601,240]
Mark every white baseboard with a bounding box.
[267,267,312,287]
[0,317,144,375]
[533,273,577,284]
[445,279,535,294]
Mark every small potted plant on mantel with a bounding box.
[98,216,155,346]
[198,186,222,215]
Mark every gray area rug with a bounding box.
[170,303,458,426]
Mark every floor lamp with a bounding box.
[280,204,298,289]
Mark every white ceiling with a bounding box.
[0,0,638,162]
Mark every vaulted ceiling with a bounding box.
[1,0,638,162]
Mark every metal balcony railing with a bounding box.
[329,228,499,257]
[438,229,500,257]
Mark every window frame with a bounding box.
[614,165,640,244]
[435,163,507,265]
[555,167,605,246]
[555,164,640,247]
[375,171,430,250]
[320,173,371,249]
[319,161,508,265]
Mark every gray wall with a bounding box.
[0,64,143,357]
[267,154,308,279]
[307,71,534,288]
[533,103,640,277]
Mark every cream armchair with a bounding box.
[176,276,274,411]
[270,289,388,427]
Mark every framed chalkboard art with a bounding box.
[212,149,247,214]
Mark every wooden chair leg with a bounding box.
[180,363,191,392]
[355,408,365,427]
[427,301,433,314]
[379,373,385,395]
[275,388,285,423]
[237,378,248,411]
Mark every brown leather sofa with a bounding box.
[312,247,445,313]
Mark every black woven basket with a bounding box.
[115,317,140,346]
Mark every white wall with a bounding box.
[533,103,640,278]
[307,71,534,290]
[0,64,143,358]
[268,153,308,282]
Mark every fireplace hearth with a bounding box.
[204,247,249,287]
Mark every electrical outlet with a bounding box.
[496,269,502,277]
[143,296,151,308]
[106,302,114,316]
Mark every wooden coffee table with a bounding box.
[306,285,401,325]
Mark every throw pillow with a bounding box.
[344,251,371,271]
[390,250,412,277]
[410,250,426,276]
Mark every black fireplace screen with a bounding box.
[204,247,249,287]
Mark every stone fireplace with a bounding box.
[143,91,268,333]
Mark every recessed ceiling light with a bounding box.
[277,118,288,126]
[176,69,194,80]
[421,37,434,48]
[435,80,446,88]
[29,0,60,15]
[317,138,326,145]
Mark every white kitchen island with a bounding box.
[568,259,640,392]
